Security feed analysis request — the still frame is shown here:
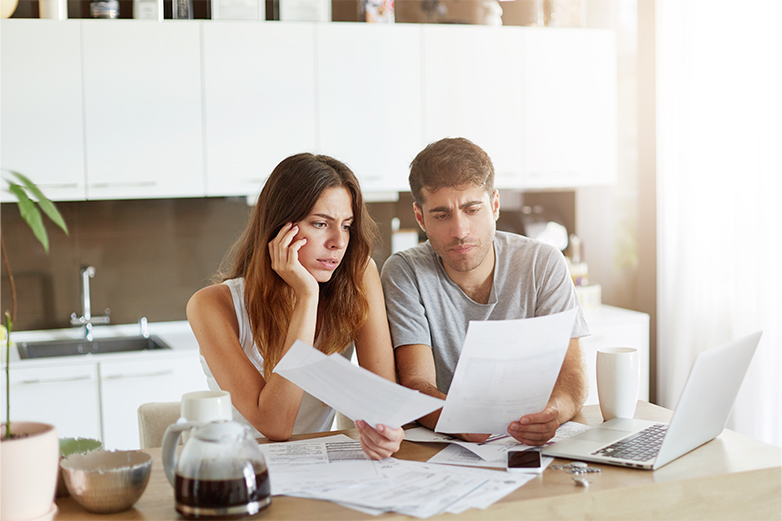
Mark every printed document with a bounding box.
[274,340,444,429]
[258,435,383,495]
[259,435,538,518]
[406,421,590,469]
[435,309,577,434]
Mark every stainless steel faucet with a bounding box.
[70,266,110,341]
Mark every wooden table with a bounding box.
[55,402,781,520]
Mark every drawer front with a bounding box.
[100,354,206,450]
[3,363,101,440]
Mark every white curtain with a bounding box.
[657,0,782,447]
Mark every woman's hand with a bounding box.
[355,420,404,460]
[268,222,319,298]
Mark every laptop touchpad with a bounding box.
[575,428,627,444]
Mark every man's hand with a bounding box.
[355,420,404,460]
[507,405,561,445]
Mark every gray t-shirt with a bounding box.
[380,231,589,393]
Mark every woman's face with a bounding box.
[293,187,354,283]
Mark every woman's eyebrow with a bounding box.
[310,213,354,221]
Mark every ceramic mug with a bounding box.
[180,390,233,423]
[596,347,639,421]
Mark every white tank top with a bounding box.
[199,277,353,437]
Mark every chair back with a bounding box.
[137,401,181,449]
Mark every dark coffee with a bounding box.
[175,470,271,515]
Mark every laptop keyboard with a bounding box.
[592,424,668,461]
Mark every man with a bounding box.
[381,137,589,445]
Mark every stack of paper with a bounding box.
[258,435,535,518]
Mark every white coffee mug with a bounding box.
[180,390,233,423]
[596,347,639,421]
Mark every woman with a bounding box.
[187,153,403,459]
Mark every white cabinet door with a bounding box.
[581,305,650,406]
[99,354,205,450]
[423,25,524,189]
[2,362,101,440]
[520,29,617,188]
[317,23,423,194]
[203,22,318,197]
[0,20,86,202]
[81,20,204,200]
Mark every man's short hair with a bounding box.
[409,137,495,205]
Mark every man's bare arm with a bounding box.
[395,344,490,442]
[549,337,589,422]
[395,344,445,431]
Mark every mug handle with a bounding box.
[161,419,202,486]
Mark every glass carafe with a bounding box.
[162,420,271,519]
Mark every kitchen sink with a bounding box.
[17,335,172,360]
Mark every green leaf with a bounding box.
[59,437,102,457]
[9,183,49,253]
[9,171,69,235]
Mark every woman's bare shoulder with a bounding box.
[362,257,381,285]
[187,283,240,344]
[187,283,233,318]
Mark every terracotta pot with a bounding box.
[1,422,59,521]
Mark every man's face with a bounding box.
[414,184,499,276]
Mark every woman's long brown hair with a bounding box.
[223,153,378,379]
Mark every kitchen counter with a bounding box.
[2,320,198,368]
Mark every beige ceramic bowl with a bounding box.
[60,450,152,514]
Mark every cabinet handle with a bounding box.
[20,375,91,384]
[37,183,80,189]
[104,370,174,380]
[89,181,157,188]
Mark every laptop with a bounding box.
[542,331,761,470]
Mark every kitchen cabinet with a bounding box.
[2,321,206,450]
[100,355,205,450]
[316,23,423,194]
[1,362,101,440]
[520,29,617,188]
[422,25,525,189]
[0,20,617,200]
[2,351,205,450]
[422,26,616,189]
[81,20,204,200]
[0,20,86,202]
[203,22,317,197]
[581,305,650,406]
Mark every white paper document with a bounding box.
[428,444,555,471]
[258,436,384,495]
[435,308,577,434]
[308,459,490,518]
[406,421,590,469]
[274,340,444,429]
[259,435,542,518]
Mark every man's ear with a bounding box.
[492,190,500,221]
[413,202,427,233]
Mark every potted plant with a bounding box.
[1,170,69,521]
